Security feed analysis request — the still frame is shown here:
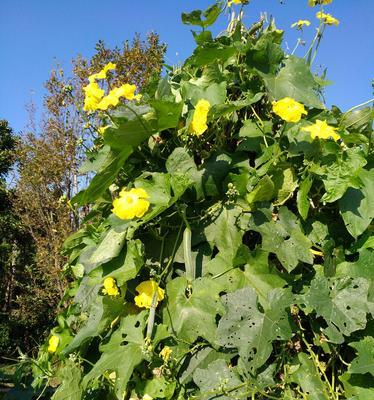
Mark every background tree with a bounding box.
[9,33,166,356]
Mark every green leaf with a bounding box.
[262,56,324,108]
[288,353,330,400]
[163,277,224,343]
[204,205,244,258]
[82,312,147,398]
[89,239,145,286]
[301,276,370,339]
[217,287,292,371]
[336,249,374,279]
[272,166,298,205]
[349,337,374,376]
[246,175,274,204]
[88,228,127,267]
[62,295,123,355]
[51,361,82,400]
[187,43,237,67]
[181,81,227,106]
[339,169,374,238]
[166,147,203,199]
[246,31,284,74]
[139,376,176,399]
[251,207,313,271]
[182,4,221,28]
[340,107,374,132]
[297,176,313,220]
[103,105,156,150]
[150,99,183,131]
[340,372,374,399]
[193,359,246,400]
[72,146,132,205]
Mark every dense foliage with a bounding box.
[22,1,374,399]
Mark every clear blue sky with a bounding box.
[1,0,373,134]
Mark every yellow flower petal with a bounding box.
[272,97,307,123]
[134,280,164,309]
[159,346,172,362]
[291,20,311,29]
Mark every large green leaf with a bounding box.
[62,295,123,355]
[181,81,226,106]
[262,56,324,108]
[251,207,313,271]
[297,176,313,220]
[348,337,374,376]
[339,169,374,238]
[288,353,330,400]
[51,360,82,400]
[163,277,224,343]
[72,146,132,205]
[82,312,147,398]
[193,359,246,400]
[181,4,221,28]
[336,249,374,279]
[340,372,374,399]
[103,105,156,150]
[217,287,292,371]
[301,276,370,340]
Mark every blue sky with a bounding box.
[0,0,373,134]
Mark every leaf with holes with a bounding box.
[217,287,293,371]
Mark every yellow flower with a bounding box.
[113,84,137,100]
[272,97,307,123]
[291,20,311,30]
[112,188,150,220]
[98,125,110,135]
[83,81,105,112]
[190,99,211,136]
[316,11,339,25]
[228,0,243,6]
[302,119,341,141]
[309,0,332,6]
[159,346,172,362]
[97,84,139,110]
[88,62,116,83]
[48,335,59,353]
[134,280,165,309]
[102,277,120,296]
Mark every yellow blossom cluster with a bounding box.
[134,280,165,309]
[102,277,120,296]
[112,188,150,220]
[159,346,172,362]
[190,99,211,136]
[83,62,141,112]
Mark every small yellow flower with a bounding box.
[159,346,172,362]
[316,11,339,25]
[134,280,165,309]
[113,84,137,101]
[112,188,150,220]
[98,125,110,135]
[272,97,307,123]
[291,20,311,30]
[228,0,244,6]
[97,84,139,110]
[102,277,120,296]
[48,335,59,353]
[190,99,211,136]
[302,119,341,141]
[83,82,105,112]
[309,0,332,6]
